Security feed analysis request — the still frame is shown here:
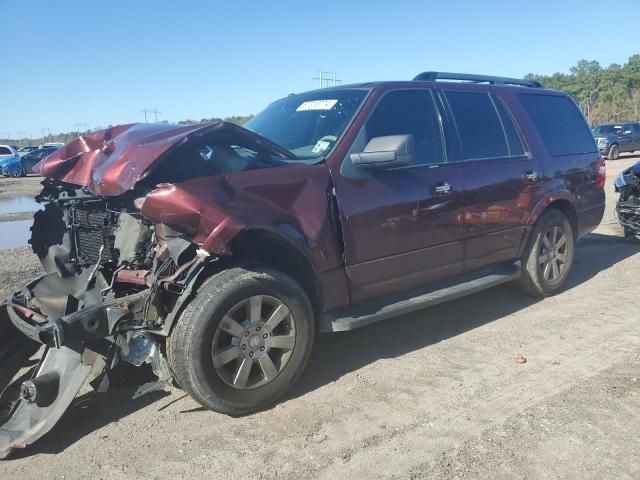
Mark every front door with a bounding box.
[333,89,465,303]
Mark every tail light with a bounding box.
[595,156,606,188]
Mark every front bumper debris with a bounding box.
[0,275,172,459]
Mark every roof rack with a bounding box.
[413,71,542,88]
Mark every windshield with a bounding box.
[245,89,368,160]
[592,125,622,135]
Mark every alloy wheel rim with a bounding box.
[211,295,296,390]
[538,225,569,282]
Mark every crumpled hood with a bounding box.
[35,122,294,196]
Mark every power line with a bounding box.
[41,128,52,143]
[312,71,342,89]
[73,122,89,137]
[140,108,162,123]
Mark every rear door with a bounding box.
[438,88,544,272]
[619,123,635,152]
[631,123,640,150]
[333,89,465,303]
[517,92,602,235]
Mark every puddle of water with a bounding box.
[0,220,32,249]
[0,195,40,215]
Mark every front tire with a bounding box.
[607,144,620,160]
[167,267,314,415]
[518,209,575,297]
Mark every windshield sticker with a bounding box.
[312,140,331,154]
[296,99,338,111]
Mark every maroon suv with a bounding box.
[0,72,605,456]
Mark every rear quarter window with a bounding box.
[518,94,596,157]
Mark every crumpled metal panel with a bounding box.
[34,122,294,196]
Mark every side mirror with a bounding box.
[350,134,415,169]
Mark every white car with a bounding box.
[39,142,65,149]
[0,144,18,161]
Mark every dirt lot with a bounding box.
[1,157,639,479]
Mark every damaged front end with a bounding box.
[0,180,212,458]
[615,161,640,238]
[0,122,285,458]
[0,120,335,458]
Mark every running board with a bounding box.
[321,262,521,332]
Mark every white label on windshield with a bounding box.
[312,140,331,154]
[296,99,338,111]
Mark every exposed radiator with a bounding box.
[71,202,118,265]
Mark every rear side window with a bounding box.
[445,90,509,160]
[518,94,596,156]
[366,90,444,165]
[492,96,525,156]
[0,147,12,155]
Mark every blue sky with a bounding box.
[1,0,639,137]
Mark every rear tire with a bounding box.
[166,267,314,415]
[607,144,620,160]
[517,209,575,297]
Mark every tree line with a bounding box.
[525,54,640,125]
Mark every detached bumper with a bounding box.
[0,277,150,459]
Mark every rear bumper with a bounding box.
[578,201,606,237]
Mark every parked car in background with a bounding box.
[1,147,57,176]
[38,142,65,149]
[0,72,606,457]
[0,155,21,176]
[22,146,58,174]
[1,145,60,177]
[0,144,18,162]
[592,122,640,159]
[614,159,640,239]
[17,146,38,157]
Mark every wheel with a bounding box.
[607,144,620,160]
[9,167,24,178]
[167,267,314,415]
[518,209,575,297]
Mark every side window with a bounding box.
[518,94,596,156]
[445,90,509,160]
[492,95,525,156]
[0,147,12,155]
[365,90,444,166]
[634,124,640,133]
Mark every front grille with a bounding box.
[71,202,118,264]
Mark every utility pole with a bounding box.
[140,108,161,123]
[41,128,52,143]
[313,71,342,88]
[73,122,89,137]
[17,131,28,146]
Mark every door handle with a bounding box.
[524,170,539,184]
[432,182,451,195]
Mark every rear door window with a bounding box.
[444,90,510,160]
[0,147,12,155]
[518,94,596,156]
[366,90,444,166]
[492,96,525,156]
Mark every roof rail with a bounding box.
[413,71,542,88]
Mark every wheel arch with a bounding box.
[545,199,578,239]
[227,227,324,315]
[527,192,579,239]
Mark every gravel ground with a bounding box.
[0,156,639,479]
